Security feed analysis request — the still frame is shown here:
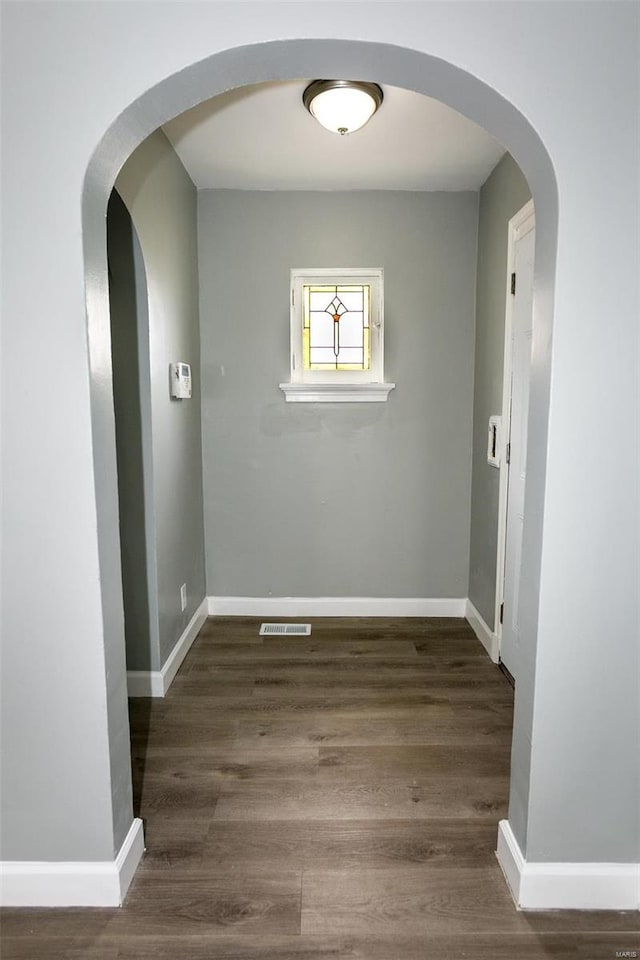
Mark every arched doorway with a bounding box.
[82,38,558,898]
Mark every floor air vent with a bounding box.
[259,623,312,636]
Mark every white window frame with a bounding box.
[279,267,395,403]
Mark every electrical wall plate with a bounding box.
[487,415,502,468]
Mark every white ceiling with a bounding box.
[163,80,505,192]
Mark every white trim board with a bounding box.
[127,669,164,698]
[494,199,535,658]
[465,599,499,662]
[0,818,144,907]
[127,597,208,697]
[279,382,395,403]
[207,596,467,618]
[497,820,640,911]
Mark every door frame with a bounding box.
[494,198,535,657]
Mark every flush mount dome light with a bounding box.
[303,80,383,135]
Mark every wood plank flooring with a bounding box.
[3,617,638,959]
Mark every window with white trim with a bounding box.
[279,268,394,403]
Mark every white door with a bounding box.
[500,205,535,679]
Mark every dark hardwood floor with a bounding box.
[3,617,638,959]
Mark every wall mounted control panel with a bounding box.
[170,362,192,399]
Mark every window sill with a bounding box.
[279,382,395,403]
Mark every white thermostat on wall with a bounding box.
[170,362,192,399]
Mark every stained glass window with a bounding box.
[303,284,371,371]
[284,268,388,399]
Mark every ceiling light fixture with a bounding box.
[303,80,383,136]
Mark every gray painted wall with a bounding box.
[116,131,206,669]
[107,192,161,672]
[469,154,531,628]
[198,190,477,599]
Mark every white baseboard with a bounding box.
[497,818,527,907]
[497,819,640,910]
[162,597,208,689]
[0,818,144,907]
[465,599,499,662]
[126,670,165,697]
[127,597,208,698]
[207,596,467,618]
